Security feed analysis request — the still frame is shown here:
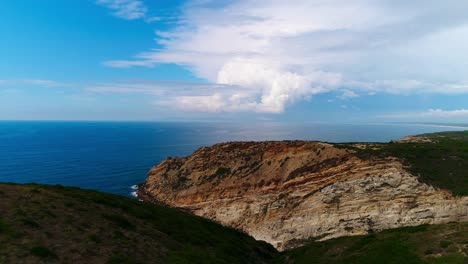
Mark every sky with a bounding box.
[1,0,468,123]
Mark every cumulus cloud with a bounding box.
[216,58,341,112]
[96,0,148,20]
[104,0,468,112]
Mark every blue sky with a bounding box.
[1,0,468,122]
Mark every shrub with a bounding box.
[440,240,452,248]
[104,214,135,230]
[424,249,434,255]
[215,167,231,176]
[106,255,137,264]
[22,218,40,228]
[0,219,10,233]
[30,246,57,259]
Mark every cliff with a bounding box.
[138,132,468,250]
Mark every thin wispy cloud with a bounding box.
[103,0,468,113]
[86,81,264,112]
[86,81,245,95]
[96,0,148,20]
[338,90,359,100]
[0,79,62,87]
[345,80,468,95]
[423,109,468,117]
[381,109,468,119]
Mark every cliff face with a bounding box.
[138,141,468,250]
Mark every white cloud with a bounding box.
[96,0,147,20]
[87,81,263,112]
[0,79,61,87]
[422,109,468,117]
[338,90,359,99]
[86,81,244,95]
[216,58,341,112]
[345,80,468,95]
[104,0,468,112]
[159,95,226,112]
[381,109,468,119]
[86,82,164,95]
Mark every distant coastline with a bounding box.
[364,122,468,129]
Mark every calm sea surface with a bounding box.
[0,121,465,197]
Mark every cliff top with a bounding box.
[149,131,468,196]
[339,130,468,195]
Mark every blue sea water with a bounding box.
[0,121,465,197]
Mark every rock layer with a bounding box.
[138,141,468,250]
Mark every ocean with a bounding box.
[0,121,465,197]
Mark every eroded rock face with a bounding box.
[138,141,468,250]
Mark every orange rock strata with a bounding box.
[138,141,468,250]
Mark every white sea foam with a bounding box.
[130,185,138,198]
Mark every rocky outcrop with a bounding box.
[138,141,468,250]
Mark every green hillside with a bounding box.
[283,223,468,264]
[0,183,276,264]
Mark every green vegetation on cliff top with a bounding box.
[337,130,468,195]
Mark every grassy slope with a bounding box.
[337,131,468,195]
[283,223,468,264]
[0,183,276,264]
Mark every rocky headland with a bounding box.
[138,132,468,250]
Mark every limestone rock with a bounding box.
[138,141,468,250]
